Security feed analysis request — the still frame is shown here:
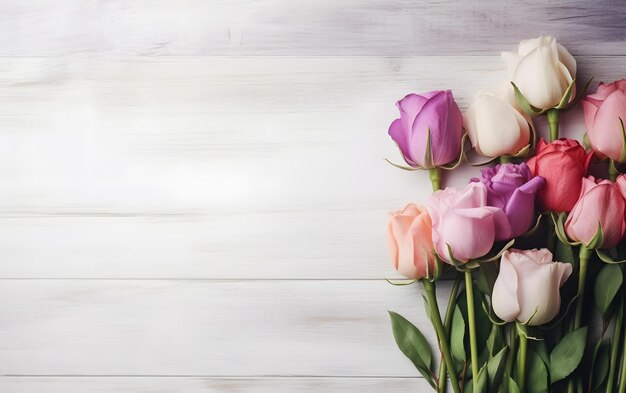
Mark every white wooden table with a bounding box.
[0,1,624,392]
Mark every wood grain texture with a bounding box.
[0,377,427,393]
[1,1,624,391]
[0,279,449,377]
[0,0,625,56]
[0,55,607,279]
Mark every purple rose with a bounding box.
[471,163,545,240]
[388,91,463,169]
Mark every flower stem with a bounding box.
[465,270,479,391]
[618,323,626,393]
[505,323,518,377]
[422,279,462,393]
[429,167,441,192]
[437,274,463,393]
[618,266,626,393]
[517,323,528,393]
[499,155,511,164]
[606,296,623,393]
[547,109,560,142]
[574,246,592,328]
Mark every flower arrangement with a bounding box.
[386,36,626,393]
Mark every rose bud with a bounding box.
[502,36,576,109]
[564,176,626,248]
[526,139,593,212]
[464,90,532,158]
[471,163,545,240]
[387,204,436,279]
[582,79,626,162]
[427,182,506,264]
[388,91,463,169]
[492,249,572,326]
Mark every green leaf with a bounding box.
[520,213,543,238]
[423,127,434,169]
[591,341,610,391]
[596,248,626,264]
[486,325,505,357]
[475,239,516,263]
[586,223,605,249]
[551,212,580,246]
[422,295,432,323]
[555,238,575,264]
[594,264,623,316]
[451,306,466,368]
[487,346,509,391]
[505,376,521,393]
[526,348,549,393]
[465,364,489,393]
[583,132,591,150]
[388,311,435,387]
[549,326,588,384]
[383,158,421,171]
[511,82,545,115]
[555,79,576,109]
[445,243,465,267]
[440,132,469,170]
[385,278,417,286]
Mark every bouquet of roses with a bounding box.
[386,36,626,393]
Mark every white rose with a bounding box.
[502,36,577,109]
[463,89,531,157]
[492,249,572,326]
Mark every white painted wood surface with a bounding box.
[0,2,622,392]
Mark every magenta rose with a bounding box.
[427,182,506,264]
[471,163,545,240]
[388,91,463,169]
[582,80,626,162]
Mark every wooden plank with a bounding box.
[0,55,602,278]
[0,279,451,377]
[0,55,603,278]
[0,1,625,56]
[0,377,427,392]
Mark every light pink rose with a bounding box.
[582,79,626,162]
[387,204,436,279]
[427,182,506,264]
[492,249,572,326]
[565,176,626,248]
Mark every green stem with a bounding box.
[429,167,441,192]
[423,279,462,393]
[505,324,518,377]
[610,161,619,182]
[606,297,623,393]
[547,109,560,142]
[618,266,626,393]
[517,323,528,393]
[465,270,479,391]
[618,326,626,393]
[575,246,592,328]
[437,274,463,393]
[499,155,511,164]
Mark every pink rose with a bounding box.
[582,80,626,162]
[427,182,506,264]
[387,204,436,279]
[565,176,626,248]
[492,249,572,326]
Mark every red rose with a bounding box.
[526,139,593,212]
